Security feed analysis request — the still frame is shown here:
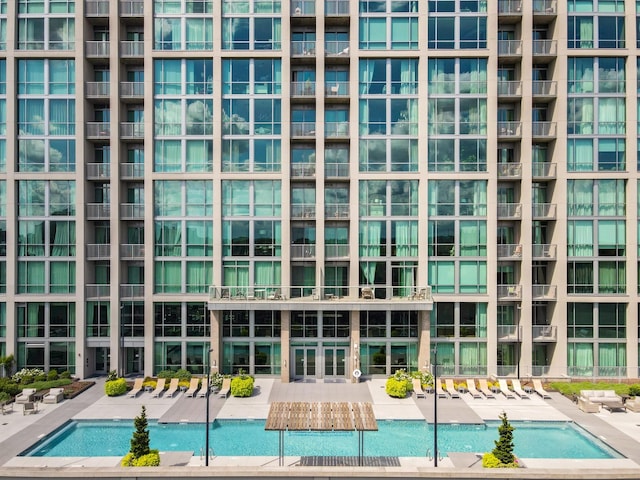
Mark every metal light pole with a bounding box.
[205,347,213,466]
[432,346,438,467]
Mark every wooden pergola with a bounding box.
[265,401,378,466]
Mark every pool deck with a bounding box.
[1,376,640,473]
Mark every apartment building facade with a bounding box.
[0,0,638,382]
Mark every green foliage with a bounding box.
[385,370,413,398]
[0,378,21,396]
[121,450,160,467]
[106,370,118,382]
[60,370,71,380]
[231,375,254,397]
[210,372,224,389]
[34,373,47,382]
[628,384,640,397]
[105,378,127,396]
[130,406,151,458]
[47,370,59,381]
[12,368,45,383]
[492,411,515,465]
[18,378,72,391]
[20,375,34,385]
[0,391,11,403]
[175,369,191,381]
[549,381,629,397]
[482,452,518,468]
[411,370,434,388]
[120,452,135,467]
[156,370,175,379]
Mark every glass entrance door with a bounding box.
[95,347,109,374]
[324,347,347,378]
[293,347,316,380]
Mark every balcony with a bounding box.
[291,0,315,16]
[291,122,316,138]
[325,82,349,100]
[498,122,522,138]
[86,284,110,299]
[497,203,522,219]
[120,284,144,298]
[87,203,111,220]
[532,121,556,140]
[86,163,110,179]
[532,244,557,260]
[532,162,557,180]
[120,203,144,219]
[325,204,349,218]
[120,122,145,140]
[291,163,316,178]
[532,40,557,59]
[325,41,350,57]
[120,0,144,16]
[497,40,522,58]
[532,0,556,15]
[532,284,557,301]
[86,244,111,260]
[497,325,522,342]
[497,81,522,99]
[120,244,145,259]
[291,41,316,57]
[325,162,349,178]
[120,41,144,58]
[207,285,433,310]
[532,80,557,99]
[86,81,110,99]
[121,162,144,179]
[498,284,522,301]
[86,122,111,140]
[85,0,109,16]
[497,162,522,179]
[85,41,110,58]
[291,205,316,219]
[120,81,144,99]
[291,244,316,258]
[325,244,350,258]
[532,203,556,220]
[291,81,316,98]
[532,325,557,342]
[326,0,349,16]
[497,244,523,260]
[498,0,522,15]
[325,122,349,139]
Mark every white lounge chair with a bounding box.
[43,388,64,404]
[498,379,516,399]
[128,378,144,398]
[435,380,448,398]
[444,379,460,399]
[218,378,231,398]
[533,379,551,399]
[412,378,425,399]
[185,378,200,397]
[511,379,530,399]
[151,378,166,398]
[478,379,495,399]
[15,388,36,404]
[165,378,180,397]
[466,379,482,399]
[197,378,210,398]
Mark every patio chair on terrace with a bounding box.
[498,379,516,399]
[511,379,530,399]
[435,380,448,398]
[218,378,232,398]
[412,378,425,399]
[128,378,144,398]
[197,378,210,398]
[185,378,200,397]
[533,379,552,399]
[444,379,460,399]
[15,388,36,404]
[151,378,166,398]
[165,378,180,397]
[478,379,495,399]
[466,379,483,399]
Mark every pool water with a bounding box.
[22,419,620,459]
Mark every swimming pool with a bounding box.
[22,419,621,459]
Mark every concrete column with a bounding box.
[280,310,290,382]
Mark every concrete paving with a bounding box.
[2,376,640,471]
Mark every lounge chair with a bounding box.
[22,401,37,415]
[412,378,425,399]
[165,378,180,397]
[218,378,231,398]
[625,397,640,413]
[498,379,516,399]
[15,388,36,404]
[478,379,495,399]
[435,380,448,398]
[444,379,460,399]
[533,379,551,399]
[511,379,530,399]
[128,378,144,398]
[185,378,200,397]
[466,379,482,399]
[197,378,210,398]
[151,378,166,398]
[43,388,64,404]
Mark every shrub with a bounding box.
[175,369,191,382]
[130,406,151,458]
[411,370,434,388]
[20,375,34,385]
[60,370,72,380]
[106,370,118,382]
[231,374,254,397]
[105,378,127,396]
[0,391,11,403]
[34,373,47,382]
[211,372,224,390]
[17,379,72,391]
[12,368,45,383]
[385,370,413,398]
[482,452,518,468]
[629,384,640,397]
[47,370,59,381]
[121,450,160,467]
[491,411,515,465]
[0,378,21,396]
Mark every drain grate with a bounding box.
[299,456,400,467]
